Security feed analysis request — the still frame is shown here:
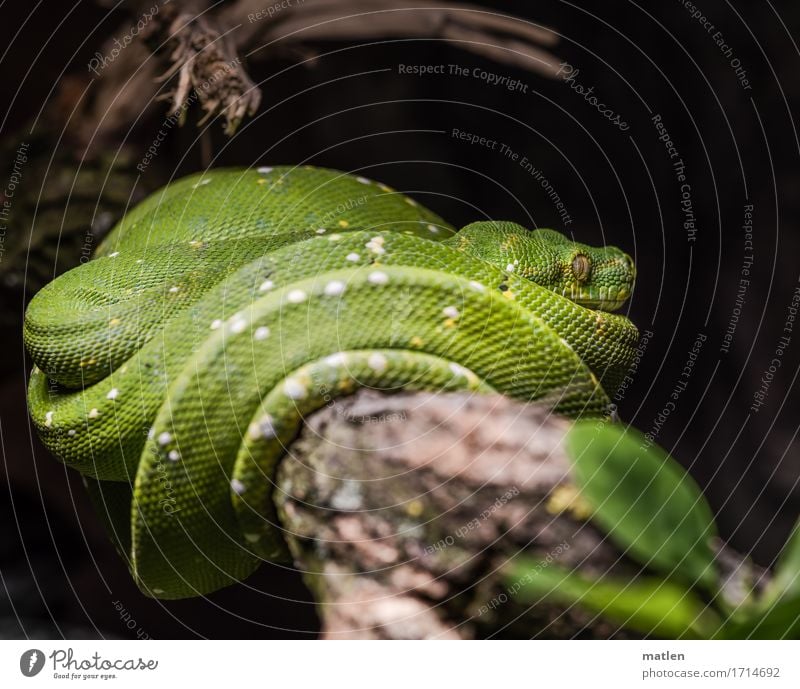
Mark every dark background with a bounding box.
[1,0,799,638]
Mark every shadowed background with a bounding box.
[0,0,798,638]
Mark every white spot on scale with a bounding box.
[287,289,307,304]
[231,479,246,495]
[158,431,172,446]
[192,179,211,189]
[230,317,247,334]
[108,252,120,258]
[106,388,119,400]
[442,306,460,319]
[168,450,180,462]
[325,352,347,367]
[315,228,327,234]
[248,414,277,440]
[469,280,486,293]
[210,319,223,330]
[506,264,515,273]
[169,286,179,293]
[259,280,275,292]
[427,224,440,234]
[88,408,100,419]
[68,429,76,437]
[449,363,470,378]
[356,176,371,185]
[44,411,54,427]
[365,236,386,255]
[324,280,346,297]
[368,271,389,285]
[367,353,388,373]
[253,326,271,341]
[345,253,360,262]
[284,378,308,400]
[257,167,273,174]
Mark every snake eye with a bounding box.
[571,254,592,282]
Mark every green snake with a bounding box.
[24,166,638,599]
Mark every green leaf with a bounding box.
[508,558,721,639]
[565,421,718,591]
[722,594,800,639]
[761,517,800,607]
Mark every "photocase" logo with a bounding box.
[19,649,45,677]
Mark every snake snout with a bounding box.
[623,252,636,283]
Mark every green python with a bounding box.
[24,166,638,599]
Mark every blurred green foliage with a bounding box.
[506,421,799,639]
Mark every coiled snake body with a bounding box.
[25,167,638,599]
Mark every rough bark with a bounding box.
[274,391,638,639]
[275,390,769,639]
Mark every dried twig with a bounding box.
[148,6,262,134]
[76,0,560,143]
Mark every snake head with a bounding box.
[452,222,635,311]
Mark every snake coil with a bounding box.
[25,166,638,598]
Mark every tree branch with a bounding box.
[275,390,769,639]
[275,391,638,638]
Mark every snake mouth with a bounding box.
[563,286,631,312]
